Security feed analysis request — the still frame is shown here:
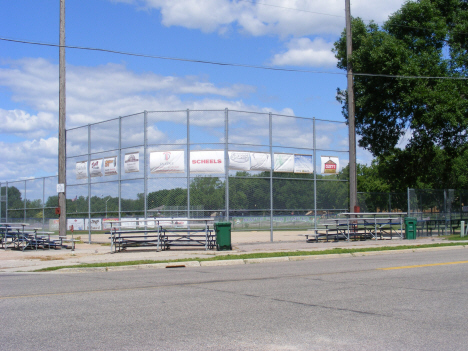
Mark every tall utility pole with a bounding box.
[345,0,357,213]
[58,0,66,237]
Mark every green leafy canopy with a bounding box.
[333,0,468,190]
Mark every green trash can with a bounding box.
[214,222,232,251]
[405,217,418,240]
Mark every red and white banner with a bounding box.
[103,218,119,229]
[228,151,251,171]
[321,156,339,175]
[49,219,59,231]
[67,218,84,231]
[274,153,295,173]
[190,150,225,173]
[250,152,271,171]
[150,150,185,173]
[89,159,103,177]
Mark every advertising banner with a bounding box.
[157,219,188,228]
[76,161,88,179]
[67,218,84,231]
[321,156,339,175]
[250,152,271,171]
[120,218,137,229]
[150,150,185,173]
[104,156,118,176]
[190,150,225,173]
[274,153,295,173]
[124,152,139,173]
[294,154,313,173]
[89,159,103,177]
[228,151,251,171]
[138,218,155,228]
[85,218,102,231]
[103,218,119,229]
[49,219,59,231]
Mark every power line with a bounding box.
[1,36,467,80]
[0,36,344,75]
[236,0,344,18]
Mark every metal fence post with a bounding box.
[269,112,273,242]
[225,108,229,222]
[144,111,148,228]
[24,180,26,222]
[443,189,446,235]
[187,109,191,219]
[6,181,8,222]
[407,188,410,217]
[313,117,317,231]
[43,177,46,229]
[118,116,122,221]
[88,124,91,243]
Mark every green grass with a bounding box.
[34,242,466,272]
[443,234,468,241]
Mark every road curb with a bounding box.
[48,244,466,273]
[244,257,290,264]
[200,259,245,267]
[289,253,354,260]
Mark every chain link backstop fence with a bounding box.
[5,110,468,242]
[408,189,468,236]
[2,109,355,242]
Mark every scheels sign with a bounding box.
[192,158,222,164]
[190,150,225,173]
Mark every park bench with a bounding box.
[303,229,347,242]
[1,223,77,251]
[303,213,406,243]
[159,228,216,250]
[107,218,216,253]
[109,229,162,252]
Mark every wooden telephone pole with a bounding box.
[345,0,357,213]
[58,0,66,237]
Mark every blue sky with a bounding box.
[0,0,407,181]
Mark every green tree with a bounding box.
[190,176,224,211]
[1,186,23,219]
[333,0,468,190]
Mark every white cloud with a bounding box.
[271,37,337,67]
[0,58,257,128]
[0,109,56,138]
[114,0,407,37]
[0,137,58,180]
[0,58,290,180]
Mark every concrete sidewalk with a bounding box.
[0,231,461,273]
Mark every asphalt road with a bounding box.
[2,249,468,350]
